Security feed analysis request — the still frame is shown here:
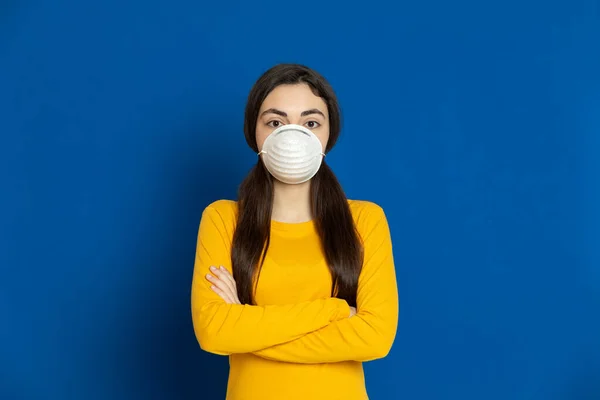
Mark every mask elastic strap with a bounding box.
[257,150,326,157]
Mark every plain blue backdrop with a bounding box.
[1,0,599,399]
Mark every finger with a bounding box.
[218,266,237,290]
[208,276,234,303]
[206,273,235,303]
[212,266,235,289]
[347,306,356,318]
[219,268,242,305]
[211,266,236,294]
[209,284,234,304]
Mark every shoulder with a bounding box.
[348,199,386,221]
[201,199,238,227]
[347,199,389,235]
[204,199,238,214]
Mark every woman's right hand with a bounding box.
[206,265,241,304]
[349,306,357,317]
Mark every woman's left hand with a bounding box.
[206,266,241,304]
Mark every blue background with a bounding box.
[1,0,599,399]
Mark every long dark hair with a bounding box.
[231,64,363,306]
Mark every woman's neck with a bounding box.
[271,180,312,223]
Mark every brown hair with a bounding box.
[231,64,363,306]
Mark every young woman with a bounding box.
[191,63,399,400]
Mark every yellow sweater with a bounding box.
[191,199,399,400]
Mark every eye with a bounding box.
[305,121,321,129]
[267,120,284,128]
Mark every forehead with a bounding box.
[259,84,328,115]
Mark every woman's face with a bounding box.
[256,83,330,152]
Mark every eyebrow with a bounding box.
[301,109,326,118]
[260,108,326,118]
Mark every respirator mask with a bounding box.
[258,124,325,184]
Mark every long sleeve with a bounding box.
[191,202,351,356]
[253,205,399,363]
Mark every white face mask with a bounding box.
[258,124,325,185]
